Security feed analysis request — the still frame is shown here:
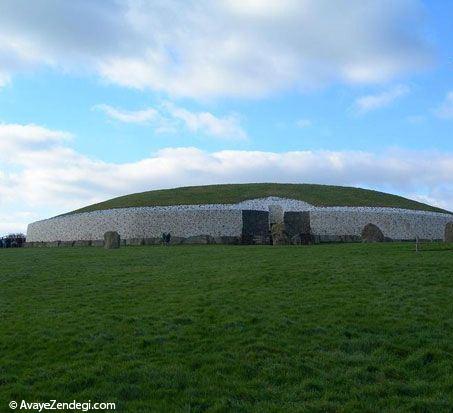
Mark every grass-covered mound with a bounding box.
[68,183,450,215]
[1,243,453,411]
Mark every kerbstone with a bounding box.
[143,237,161,245]
[361,223,385,242]
[445,222,453,242]
[104,231,120,249]
[74,240,92,247]
[126,237,143,246]
[183,235,214,244]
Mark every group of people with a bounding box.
[161,232,171,245]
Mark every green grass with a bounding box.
[68,183,451,215]
[1,243,453,412]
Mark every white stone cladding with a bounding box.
[310,208,452,240]
[27,209,243,242]
[233,197,314,211]
[26,196,453,242]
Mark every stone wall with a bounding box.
[310,208,451,240]
[27,209,243,242]
[26,197,452,244]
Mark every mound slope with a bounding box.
[68,183,450,215]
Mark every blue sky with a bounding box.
[0,0,452,233]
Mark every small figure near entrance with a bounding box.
[162,232,171,246]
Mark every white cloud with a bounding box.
[92,104,159,124]
[296,119,312,128]
[1,122,453,234]
[0,122,70,144]
[163,103,247,140]
[0,1,432,99]
[0,123,71,159]
[93,102,247,139]
[0,73,9,88]
[354,85,410,114]
[435,91,453,119]
[0,211,38,234]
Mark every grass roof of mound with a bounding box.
[66,183,451,215]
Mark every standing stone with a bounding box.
[268,204,284,225]
[74,240,92,247]
[242,210,270,244]
[271,223,290,245]
[445,222,453,243]
[284,211,312,245]
[104,231,120,249]
[143,237,161,245]
[126,238,144,246]
[361,223,385,242]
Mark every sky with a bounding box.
[0,0,452,234]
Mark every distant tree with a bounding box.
[1,233,26,248]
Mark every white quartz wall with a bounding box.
[27,208,243,242]
[310,208,452,240]
[26,197,453,242]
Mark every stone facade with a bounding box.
[309,208,450,240]
[26,197,452,245]
[27,209,242,242]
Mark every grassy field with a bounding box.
[1,243,453,412]
[68,183,451,215]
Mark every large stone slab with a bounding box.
[284,211,311,236]
[445,222,453,242]
[104,231,120,249]
[361,223,385,242]
[271,222,289,245]
[143,237,161,245]
[59,241,75,247]
[291,233,315,245]
[283,211,312,244]
[169,236,184,245]
[268,204,284,225]
[242,210,270,244]
[125,237,143,246]
[182,235,215,244]
[213,236,240,245]
[74,240,92,247]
